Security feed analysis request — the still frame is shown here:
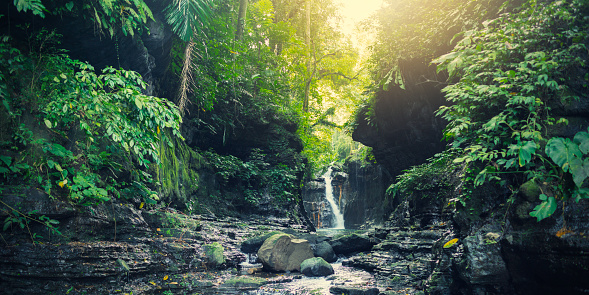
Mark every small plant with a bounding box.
[1,201,61,244]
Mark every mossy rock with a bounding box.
[241,231,284,253]
[223,276,267,289]
[519,179,542,202]
[203,242,225,269]
[301,257,334,277]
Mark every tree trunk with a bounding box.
[303,0,311,112]
[236,0,249,41]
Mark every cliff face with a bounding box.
[338,161,387,229]
[352,59,448,178]
[302,160,387,230]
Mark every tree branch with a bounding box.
[317,71,360,81]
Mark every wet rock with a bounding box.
[330,233,374,254]
[301,257,334,277]
[457,234,509,286]
[257,233,314,272]
[203,242,225,269]
[241,231,283,253]
[222,276,267,289]
[329,286,379,295]
[314,241,337,263]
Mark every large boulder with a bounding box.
[314,241,337,263]
[301,257,334,277]
[241,231,283,253]
[330,233,374,255]
[257,233,314,272]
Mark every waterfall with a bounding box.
[324,167,345,229]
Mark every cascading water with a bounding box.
[324,167,345,229]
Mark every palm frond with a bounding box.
[165,0,212,42]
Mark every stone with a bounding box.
[300,257,334,277]
[330,233,374,254]
[519,179,542,202]
[457,234,509,286]
[241,231,283,253]
[314,241,337,263]
[222,276,267,289]
[329,286,379,295]
[257,233,314,272]
[203,242,226,269]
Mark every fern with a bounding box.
[13,0,45,18]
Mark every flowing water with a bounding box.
[249,262,377,294]
[324,167,345,229]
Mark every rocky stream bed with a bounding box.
[2,184,589,295]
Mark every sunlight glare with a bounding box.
[336,0,384,36]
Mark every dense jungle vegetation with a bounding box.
[0,0,588,243]
[372,0,589,221]
[0,0,371,238]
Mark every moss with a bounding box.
[223,276,267,289]
[519,179,541,202]
[203,242,225,268]
[156,134,205,206]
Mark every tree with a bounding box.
[236,0,249,41]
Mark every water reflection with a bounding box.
[249,262,377,295]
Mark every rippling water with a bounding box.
[246,262,376,295]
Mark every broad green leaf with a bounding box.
[518,141,537,167]
[546,138,582,172]
[44,119,52,129]
[529,194,557,221]
[569,157,589,187]
[0,155,11,167]
[573,131,589,154]
[65,1,74,11]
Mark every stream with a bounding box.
[207,231,377,295]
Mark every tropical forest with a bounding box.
[0,0,588,294]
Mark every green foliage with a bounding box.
[368,0,510,89]
[1,200,61,244]
[165,0,212,42]
[433,0,589,221]
[203,149,298,205]
[0,35,182,207]
[13,0,46,18]
[41,56,182,168]
[529,193,557,221]
[387,149,459,200]
[80,0,154,37]
[545,128,589,204]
